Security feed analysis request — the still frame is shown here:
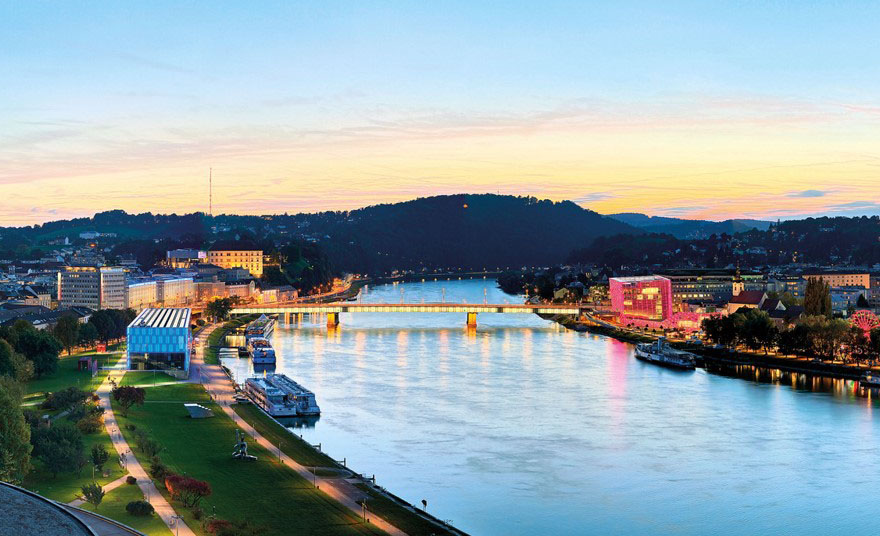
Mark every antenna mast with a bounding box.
[209,167,213,216]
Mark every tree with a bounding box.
[81,482,105,511]
[112,386,145,417]
[31,421,84,478]
[0,377,32,484]
[165,473,212,507]
[14,329,62,378]
[857,294,870,308]
[90,443,110,471]
[53,315,80,355]
[0,339,16,378]
[78,322,99,348]
[206,298,234,322]
[803,277,831,318]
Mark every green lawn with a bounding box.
[79,480,173,536]
[23,423,125,503]
[113,384,386,536]
[120,371,179,387]
[25,350,122,398]
[231,404,337,468]
[353,483,454,536]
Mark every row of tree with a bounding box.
[703,308,880,362]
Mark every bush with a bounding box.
[149,460,169,480]
[125,500,155,517]
[77,414,102,434]
[125,423,137,431]
[192,506,204,520]
[41,387,90,411]
[205,519,232,534]
[126,475,137,485]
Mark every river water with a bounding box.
[222,279,880,535]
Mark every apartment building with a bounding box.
[207,248,263,278]
[57,266,126,310]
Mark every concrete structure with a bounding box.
[768,275,807,299]
[195,280,226,302]
[57,266,126,310]
[232,302,584,327]
[831,286,868,314]
[127,307,192,375]
[165,249,206,269]
[156,276,194,306]
[126,280,158,310]
[727,290,768,314]
[207,249,263,278]
[803,272,870,289]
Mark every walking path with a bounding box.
[68,474,130,508]
[193,323,407,536]
[96,354,194,536]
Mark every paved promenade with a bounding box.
[193,323,407,536]
[96,355,194,536]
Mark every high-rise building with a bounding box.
[57,266,126,310]
[207,248,263,278]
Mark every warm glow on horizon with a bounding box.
[2,2,879,225]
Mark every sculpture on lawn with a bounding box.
[232,429,257,461]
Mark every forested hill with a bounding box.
[317,194,640,272]
[0,195,639,273]
[608,212,773,239]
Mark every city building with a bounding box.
[207,248,263,278]
[656,269,766,304]
[126,280,158,310]
[156,276,195,306]
[165,249,206,269]
[727,290,768,314]
[126,307,192,376]
[767,275,807,299]
[609,276,674,322]
[802,272,870,289]
[57,266,126,310]
[831,286,868,314]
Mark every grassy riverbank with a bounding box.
[231,403,458,536]
[204,316,254,365]
[113,383,385,536]
[78,482,173,536]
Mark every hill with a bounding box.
[607,213,772,239]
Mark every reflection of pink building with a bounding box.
[610,275,715,332]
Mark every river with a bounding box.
[222,279,880,535]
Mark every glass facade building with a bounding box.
[609,276,673,322]
[126,308,192,374]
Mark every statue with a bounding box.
[232,430,257,461]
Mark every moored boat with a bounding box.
[859,371,880,388]
[244,373,320,417]
[247,337,276,364]
[635,337,697,370]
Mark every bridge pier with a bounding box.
[327,312,340,328]
[466,312,477,327]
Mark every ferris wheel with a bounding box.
[851,309,879,334]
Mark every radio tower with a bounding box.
[209,167,213,217]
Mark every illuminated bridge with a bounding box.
[230,303,586,327]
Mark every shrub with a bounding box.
[125,500,155,517]
[77,415,102,434]
[205,519,232,534]
[148,460,168,480]
[125,423,137,431]
[192,506,204,520]
[165,473,212,507]
[41,387,90,411]
[126,475,137,485]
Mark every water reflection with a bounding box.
[220,279,880,536]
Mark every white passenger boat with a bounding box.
[244,373,321,417]
[635,337,697,370]
[245,314,275,341]
[247,337,276,365]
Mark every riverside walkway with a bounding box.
[96,355,194,536]
[192,324,408,536]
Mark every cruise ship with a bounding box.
[634,338,697,370]
[247,337,276,365]
[244,373,321,417]
[245,314,275,341]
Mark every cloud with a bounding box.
[787,189,828,198]
[572,192,617,203]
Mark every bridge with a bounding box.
[230,302,586,327]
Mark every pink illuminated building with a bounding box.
[609,275,715,332]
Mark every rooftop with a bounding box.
[129,307,191,329]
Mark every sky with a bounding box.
[2,1,880,226]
